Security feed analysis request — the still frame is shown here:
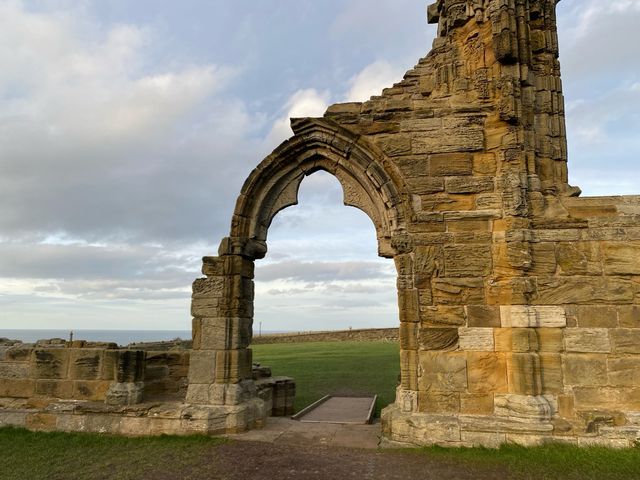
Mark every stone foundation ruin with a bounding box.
[0,338,294,434]
[1,0,639,447]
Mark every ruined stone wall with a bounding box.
[0,342,132,402]
[186,0,639,447]
[322,0,640,447]
[0,338,293,434]
[0,339,189,403]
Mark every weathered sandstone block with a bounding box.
[564,329,611,354]
[69,350,102,380]
[466,305,500,327]
[603,242,640,275]
[506,353,543,395]
[467,352,507,393]
[421,306,466,326]
[573,387,640,411]
[35,379,73,398]
[495,328,539,353]
[432,278,484,305]
[31,350,70,380]
[608,358,640,386]
[556,242,602,276]
[539,354,563,393]
[419,352,467,393]
[619,306,640,327]
[459,328,495,351]
[444,245,492,277]
[563,354,608,386]
[610,329,640,354]
[534,278,634,305]
[500,306,566,328]
[576,306,619,328]
[429,153,473,176]
[419,328,459,351]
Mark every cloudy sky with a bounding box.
[1,0,638,333]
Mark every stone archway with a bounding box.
[226,117,411,259]
[184,117,414,432]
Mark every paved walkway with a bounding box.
[226,417,382,449]
[296,396,376,424]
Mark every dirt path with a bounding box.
[157,441,506,480]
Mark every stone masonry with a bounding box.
[0,0,638,447]
[0,338,293,435]
[186,0,640,447]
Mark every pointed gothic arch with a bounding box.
[219,117,413,260]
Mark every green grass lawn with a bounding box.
[418,443,640,480]
[252,340,400,415]
[0,427,226,480]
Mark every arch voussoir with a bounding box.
[229,117,410,249]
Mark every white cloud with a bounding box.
[0,3,235,152]
[264,88,330,148]
[344,60,403,102]
[558,0,640,78]
[0,1,263,245]
[557,0,640,195]
[257,260,394,283]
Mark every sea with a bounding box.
[0,329,192,346]
[0,329,288,346]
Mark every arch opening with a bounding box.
[254,170,398,332]
[252,170,400,415]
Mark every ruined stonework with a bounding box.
[0,0,639,447]
[0,339,293,435]
[185,0,640,447]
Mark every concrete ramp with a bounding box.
[292,395,377,425]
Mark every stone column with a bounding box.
[186,254,255,404]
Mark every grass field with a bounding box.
[0,427,226,480]
[420,443,640,480]
[252,340,400,415]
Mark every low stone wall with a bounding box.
[0,338,295,436]
[253,328,399,345]
[0,399,266,436]
[0,341,127,402]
